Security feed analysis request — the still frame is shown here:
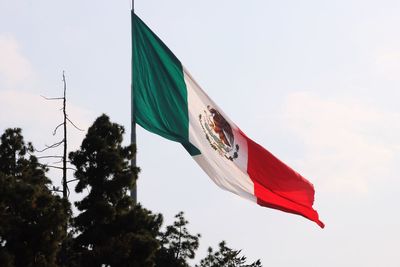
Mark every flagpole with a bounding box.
[130,0,137,204]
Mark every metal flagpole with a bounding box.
[130,0,137,204]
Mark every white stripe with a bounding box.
[184,68,256,202]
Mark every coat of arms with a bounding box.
[199,105,239,161]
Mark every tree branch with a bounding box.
[36,155,63,159]
[35,140,64,152]
[66,116,84,131]
[50,159,63,164]
[41,95,64,100]
[42,165,77,171]
[53,122,64,135]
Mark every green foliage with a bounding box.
[155,212,201,267]
[0,128,70,267]
[196,241,262,267]
[69,114,162,266]
[0,117,263,267]
[0,128,31,175]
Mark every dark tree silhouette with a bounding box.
[155,212,201,267]
[0,128,69,267]
[69,114,162,267]
[0,117,263,267]
[197,241,262,267]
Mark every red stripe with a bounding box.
[245,134,324,228]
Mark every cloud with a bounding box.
[0,89,94,208]
[375,49,400,81]
[0,90,92,153]
[282,92,400,194]
[0,35,34,87]
[0,35,93,158]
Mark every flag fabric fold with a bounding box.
[132,13,324,228]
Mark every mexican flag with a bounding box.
[132,13,324,228]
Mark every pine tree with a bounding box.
[155,212,201,267]
[0,128,69,267]
[69,114,162,267]
[197,241,262,267]
[0,119,262,267]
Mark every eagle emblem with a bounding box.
[199,105,239,161]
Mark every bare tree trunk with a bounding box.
[62,72,68,200]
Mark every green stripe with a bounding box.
[132,13,200,155]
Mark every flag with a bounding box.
[132,13,324,228]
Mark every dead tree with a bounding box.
[36,71,82,200]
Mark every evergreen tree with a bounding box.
[0,119,263,267]
[0,128,69,267]
[69,114,162,267]
[155,212,201,267]
[197,241,262,267]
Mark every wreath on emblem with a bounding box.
[199,105,239,161]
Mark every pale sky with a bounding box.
[1,0,400,266]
